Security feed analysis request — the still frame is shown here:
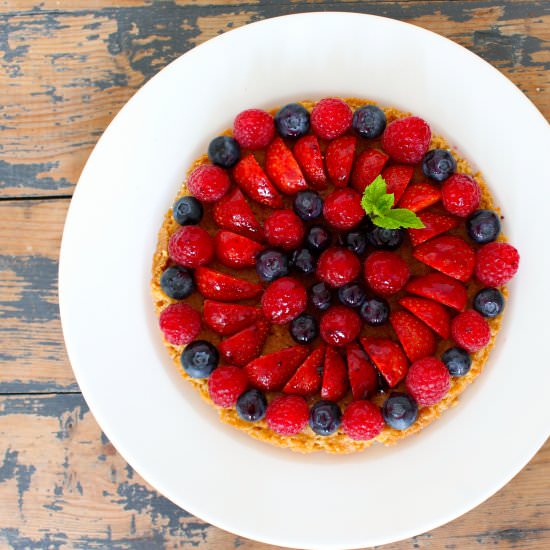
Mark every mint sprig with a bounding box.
[361,175,425,229]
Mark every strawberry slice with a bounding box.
[405,272,467,311]
[283,343,325,396]
[399,296,451,339]
[293,135,327,190]
[219,319,270,366]
[214,230,264,269]
[381,165,414,203]
[265,137,308,194]
[346,342,378,400]
[413,235,475,282]
[360,337,409,387]
[325,135,356,188]
[203,300,261,336]
[408,211,459,247]
[232,154,283,208]
[321,346,348,401]
[195,267,263,301]
[245,345,310,391]
[390,310,437,362]
[212,187,264,242]
[398,182,441,213]
[351,148,389,193]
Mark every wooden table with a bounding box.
[1,1,548,548]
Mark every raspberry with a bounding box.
[451,310,491,352]
[441,174,481,217]
[341,401,385,441]
[159,303,201,345]
[381,116,431,164]
[168,226,214,268]
[261,276,307,324]
[187,164,230,202]
[266,395,309,435]
[320,305,361,347]
[364,251,410,296]
[323,188,364,230]
[475,242,519,286]
[405,357,450,406]
[208,365,248,408]
[264,209,305,251]
[310,98,353,140]
[317,247,361,288]
[233,109,275,150]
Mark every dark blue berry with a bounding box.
[290,248,315,275]
[236,389,267,422]
[360,297,390,326]
[352,105,386,139]
[382,392,418,430]
[338,283,366,308]
[305,225,331,254]
[160,265,194,299]
[421,149,457,182]
[172,196,203,225]
[441,347,471,377]
[339,230,367,255]
[467,210,501,244]
[310,282,332,311]
[309,400,342,436]
[180,340,219,378]
[274,103,310,138]
[255,249,289,282]
[293,190,323,221]
[366,226,404,250]
[290,314,318,344]
[207,135,240,168]
[473,287,505,318]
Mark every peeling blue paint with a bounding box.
[0,394,89,419]
[0,528,68,550]
[0,380,79,394]
[0,449,36,513]
[74,531,166,549]
[0,159,72,191]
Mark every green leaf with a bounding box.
[376,208,425,229]
[361,175,387,214]
[372,215,405,230]
[373,193,394,216]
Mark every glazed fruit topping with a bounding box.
[321,346,349,401]
[275,103,310,139]
[360,337,409,387]
[264,209,305,251]
[325,135,356,187]
[256,249,290,282]
[475,242,519,286]
[405,272,467,311]
[441,174,481,217]
[339,230,367,255]
[342,400,385,441]
[208,135,241,168]
[236,389,267,422]
[309,281,332,311]
[218,319,269,366]
[293,135,327,189]
[381,164,413,203]
[467,209,501,244]
[203,300,260,336]
[405,357,450,406]
[159,303,201,345]
[408,211,459,247]
[399,296,451,339]
[382,392,418,430]
[346,342,378,400]
[352,104,386,139]
[381,116,431,164]
[283,344,324,396]
[338,282,366,308]
[320,305,361,347]
[309,400,342,436]
[290,248,315,275]
[187,164,230,202]
[214,230,264,269]
[421,149,456,182]
[365,224,405,250]
[451,310,491,352]
[208,366,248,408]
[168,226,214,268]
[305,225,332,255]
[398,182,441,213]
[261,276,307,324]
[290,313,319,344]
[473,287,505,318]
[265,136,308,194]
[195,267,263,301]
[310,98,353,140]
[233,108,275,150]
[160,265,194,300]
[173,196,203,226]
[364,251,410,296]
[360,296,390,326]
[323,188,365,230]
[351,148,388,193]
[180,340,219,378]
[441,347,471,377]
[266,395,310,436]
[293,190,323,221]
[317,247,361,288]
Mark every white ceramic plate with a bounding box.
[59,13,550,550]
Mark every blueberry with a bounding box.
[256,249,289,282]
[474,287,505,318]
[366,226,404,250]
[382,392,418,430]
[441,347,471,377]
[172,196,203,225]
[290,314,319,344]
[310,282,332,311]
[207,135,240,168]
[467,210,501,244]
[160,265,194,299]
[293,190,323,221]
[309,400,342,436]
[180,340,219,378]
[290,248,315,275]
[339,230,367,255]
[338,283,366,308]
[421,149,457,182]
[360,297,390,326]
[274,103,310,138]
[352,105,387,139]
[305,226,331,254]
[236,389,267,422]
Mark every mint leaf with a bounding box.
[361,175,386,214]
[377,208,425,229]
[373,193,394,216]
[372,215,405,230]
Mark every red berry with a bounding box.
[321,346,349,401]
[399,296,451,339]
[441,174,481,217]
[406,357,450,406]
[203,300,260,336]
[218,319,270,366]
[360,337,409,388]
[381,164,414,203]
[398,182,441,213]
[310,98,353,140]
[317,247,361,288]
[266,395,309,435]
[214,230,264,269]
[342,401,385,441]
[351,148,389,193]
[208,366,248,408]
[159,303,201,345]
[408,211,459,247]
[346,342,378,401]
[475,242,520,286]
[323,188,364,230]
[364,251,410,296]
[233,109,275,150]
[264,209,305,251]
[451,310,491,352]
[261,277,307,324]
[293,135,328,189]
[283,344,325,396]
[325,135,356,188]
[168,226,214,268]
[195,267,263,301]
[232,155,283,209]
[381,116,431,164]
[265,137,308,195]
[187,164,230,202]
[320,306,361,347]
[390,310,436,362]
[405,272,467,311]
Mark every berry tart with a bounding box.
[151,98,520,453]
